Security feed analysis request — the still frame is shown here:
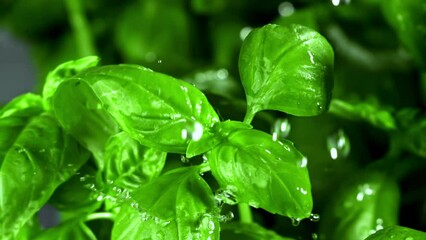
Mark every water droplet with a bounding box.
[180,155,189,164]
[216,69,228,80]
[271,118,291,141]
[291,218,301,226]
[181,121,204,142]
[310,213,320,222]
[157,60,162,64]
[308,51,315,64]
[312,233,318,240]
[278,2,294,17]
[96,194,104,201]
[218,211,234,223]
[240,26,253,41]
[202,154,208,163]
[215,187,238,205]
[33,171,37,175]
[327,129,350,160]
[299,157,308,168]
[356,184,374,201]
[80,176,86,182]
[331,0,350,6]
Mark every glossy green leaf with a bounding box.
[53,65,220,156]
[207,128,312,220]
[319,172,400,240]
[0,93,44,162]
[112,167,220,240]
[364,225,426,240]
[383,0,426,68]
[221,222,294,240]
[43,56,99,110]
[399,116,426,158]
[104,132,167,191]
[239,24,334,118]
[329,99,396,131]
[49,164,101,214]
[0,113,90,239]
[34,218,96,240]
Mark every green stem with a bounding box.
[85,212,114,222]
[243,108,256,125]
[65,0,97,56]
[238,203,253,223]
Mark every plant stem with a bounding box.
[238,106,255,224]
[238,203,253,223]
[65,0,97,56]
[85,212,114,222]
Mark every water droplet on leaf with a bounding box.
[291,218,301,226]
[271,118,291,141]
[215,187,238,205]
[327,129,350,160]
[181,121,204,142]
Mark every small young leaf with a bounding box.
[49,164,101,214]
[34,218,96,240]
[42,56,99,110]
[207,129,312,220]
[112,167,220,240]
[53,65,220,155]
[329,99,396,131]
[0,113,90,239]
[104,132,167,191]
[239,24,334,118]
[319,172,400,240]
[364,225,426,240]
[221,222,294,240]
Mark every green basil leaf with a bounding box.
[104,132,167,191]
[0,93,43,118]
[221,222,294,240]
[400,117,426,157]
[43,56,99,110]
[112,167,220,240]
[319,172,400,240]
[0,113,90,239]
[49,164,101,214]
[0,94,44,162]
[207,129,312,220]
[364,225,426,240]
[239,24,334,117]
[383,0,426,68]
[34,218,96,240]
[329,99,396,131]
[52,76,120,166]
[53,65,220,155]
[15,216,42,240]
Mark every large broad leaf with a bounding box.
[364,225,426,240]
[0,93,44,162]
[382,0,426,68]
[207,128,312,220]
[104,132,167,191]
[319,172,400,240]
[239,24,334,118]
[42,56,99,110]
[0,113,90,239]
[112,167,220,240]
[52,64,220,156]
[221,222,294,240]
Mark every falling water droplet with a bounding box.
[240,26,253,41]
[219,211,234,223]
[291,218,301,226]
[271,118,291,141]
[327,129,350,160]
[180,155,189,164]
[216,69,229,80]
[278,2,295,17]
[312,233,319,240]
[310,213,320,222]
